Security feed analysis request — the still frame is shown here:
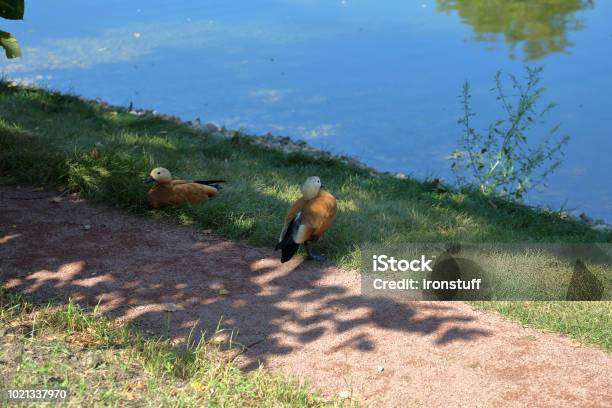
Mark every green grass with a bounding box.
[0,80,610,352]
[0,81,608,265]
[0,289,347,407]
[470,301,612,351]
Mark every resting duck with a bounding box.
[145,167,224,209]
[275,176,337,263]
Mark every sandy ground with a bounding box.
[1,185,610,407]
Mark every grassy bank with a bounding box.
[0,80,610,351]
[1,82,608,263]
[0,289,344,407]
[470,301,611,351]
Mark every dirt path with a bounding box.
[1,185,610,407]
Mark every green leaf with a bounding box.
[0,30,21,58]
[0,0,24,19]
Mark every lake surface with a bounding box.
[2,0,611,221]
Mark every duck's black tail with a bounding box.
[275,215,301,263]
[194,180,226,190]
[280,242,299,263]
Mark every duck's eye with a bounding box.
[157,172,161,175]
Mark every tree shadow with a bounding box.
[1,184,491,372]
[6,81,603,372]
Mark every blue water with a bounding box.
[2,0,611,220]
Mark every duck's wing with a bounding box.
[173,182,219,202]
[276,210,313,263]
[275,211,302,261]
[173,179,225,190]
[277,198,306,243]
[194,180,226,190]
[171,179,189,185]
[194,179,226,185]
[173,179,225,185]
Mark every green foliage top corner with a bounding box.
[0,0,24,20]
[0,0,24,59]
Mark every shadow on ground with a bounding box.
[0,185,489,372]
[4,186,612,408]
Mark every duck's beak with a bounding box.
[320,184,326,189]
[144,176,156,185]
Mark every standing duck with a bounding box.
[145,167,224,209]
[275,176,337,263]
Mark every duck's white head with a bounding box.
[149,167,172,184]
[301,176,323,200]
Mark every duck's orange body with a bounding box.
[276,176,337,263]
[145,167,223,209]
[283,190,337,243]
[146,180,219,209]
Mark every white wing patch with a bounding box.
[293,224,309,244]
[279,211,301,242]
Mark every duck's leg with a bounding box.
[305,242,326,262]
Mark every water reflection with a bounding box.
[436,0,594,60]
